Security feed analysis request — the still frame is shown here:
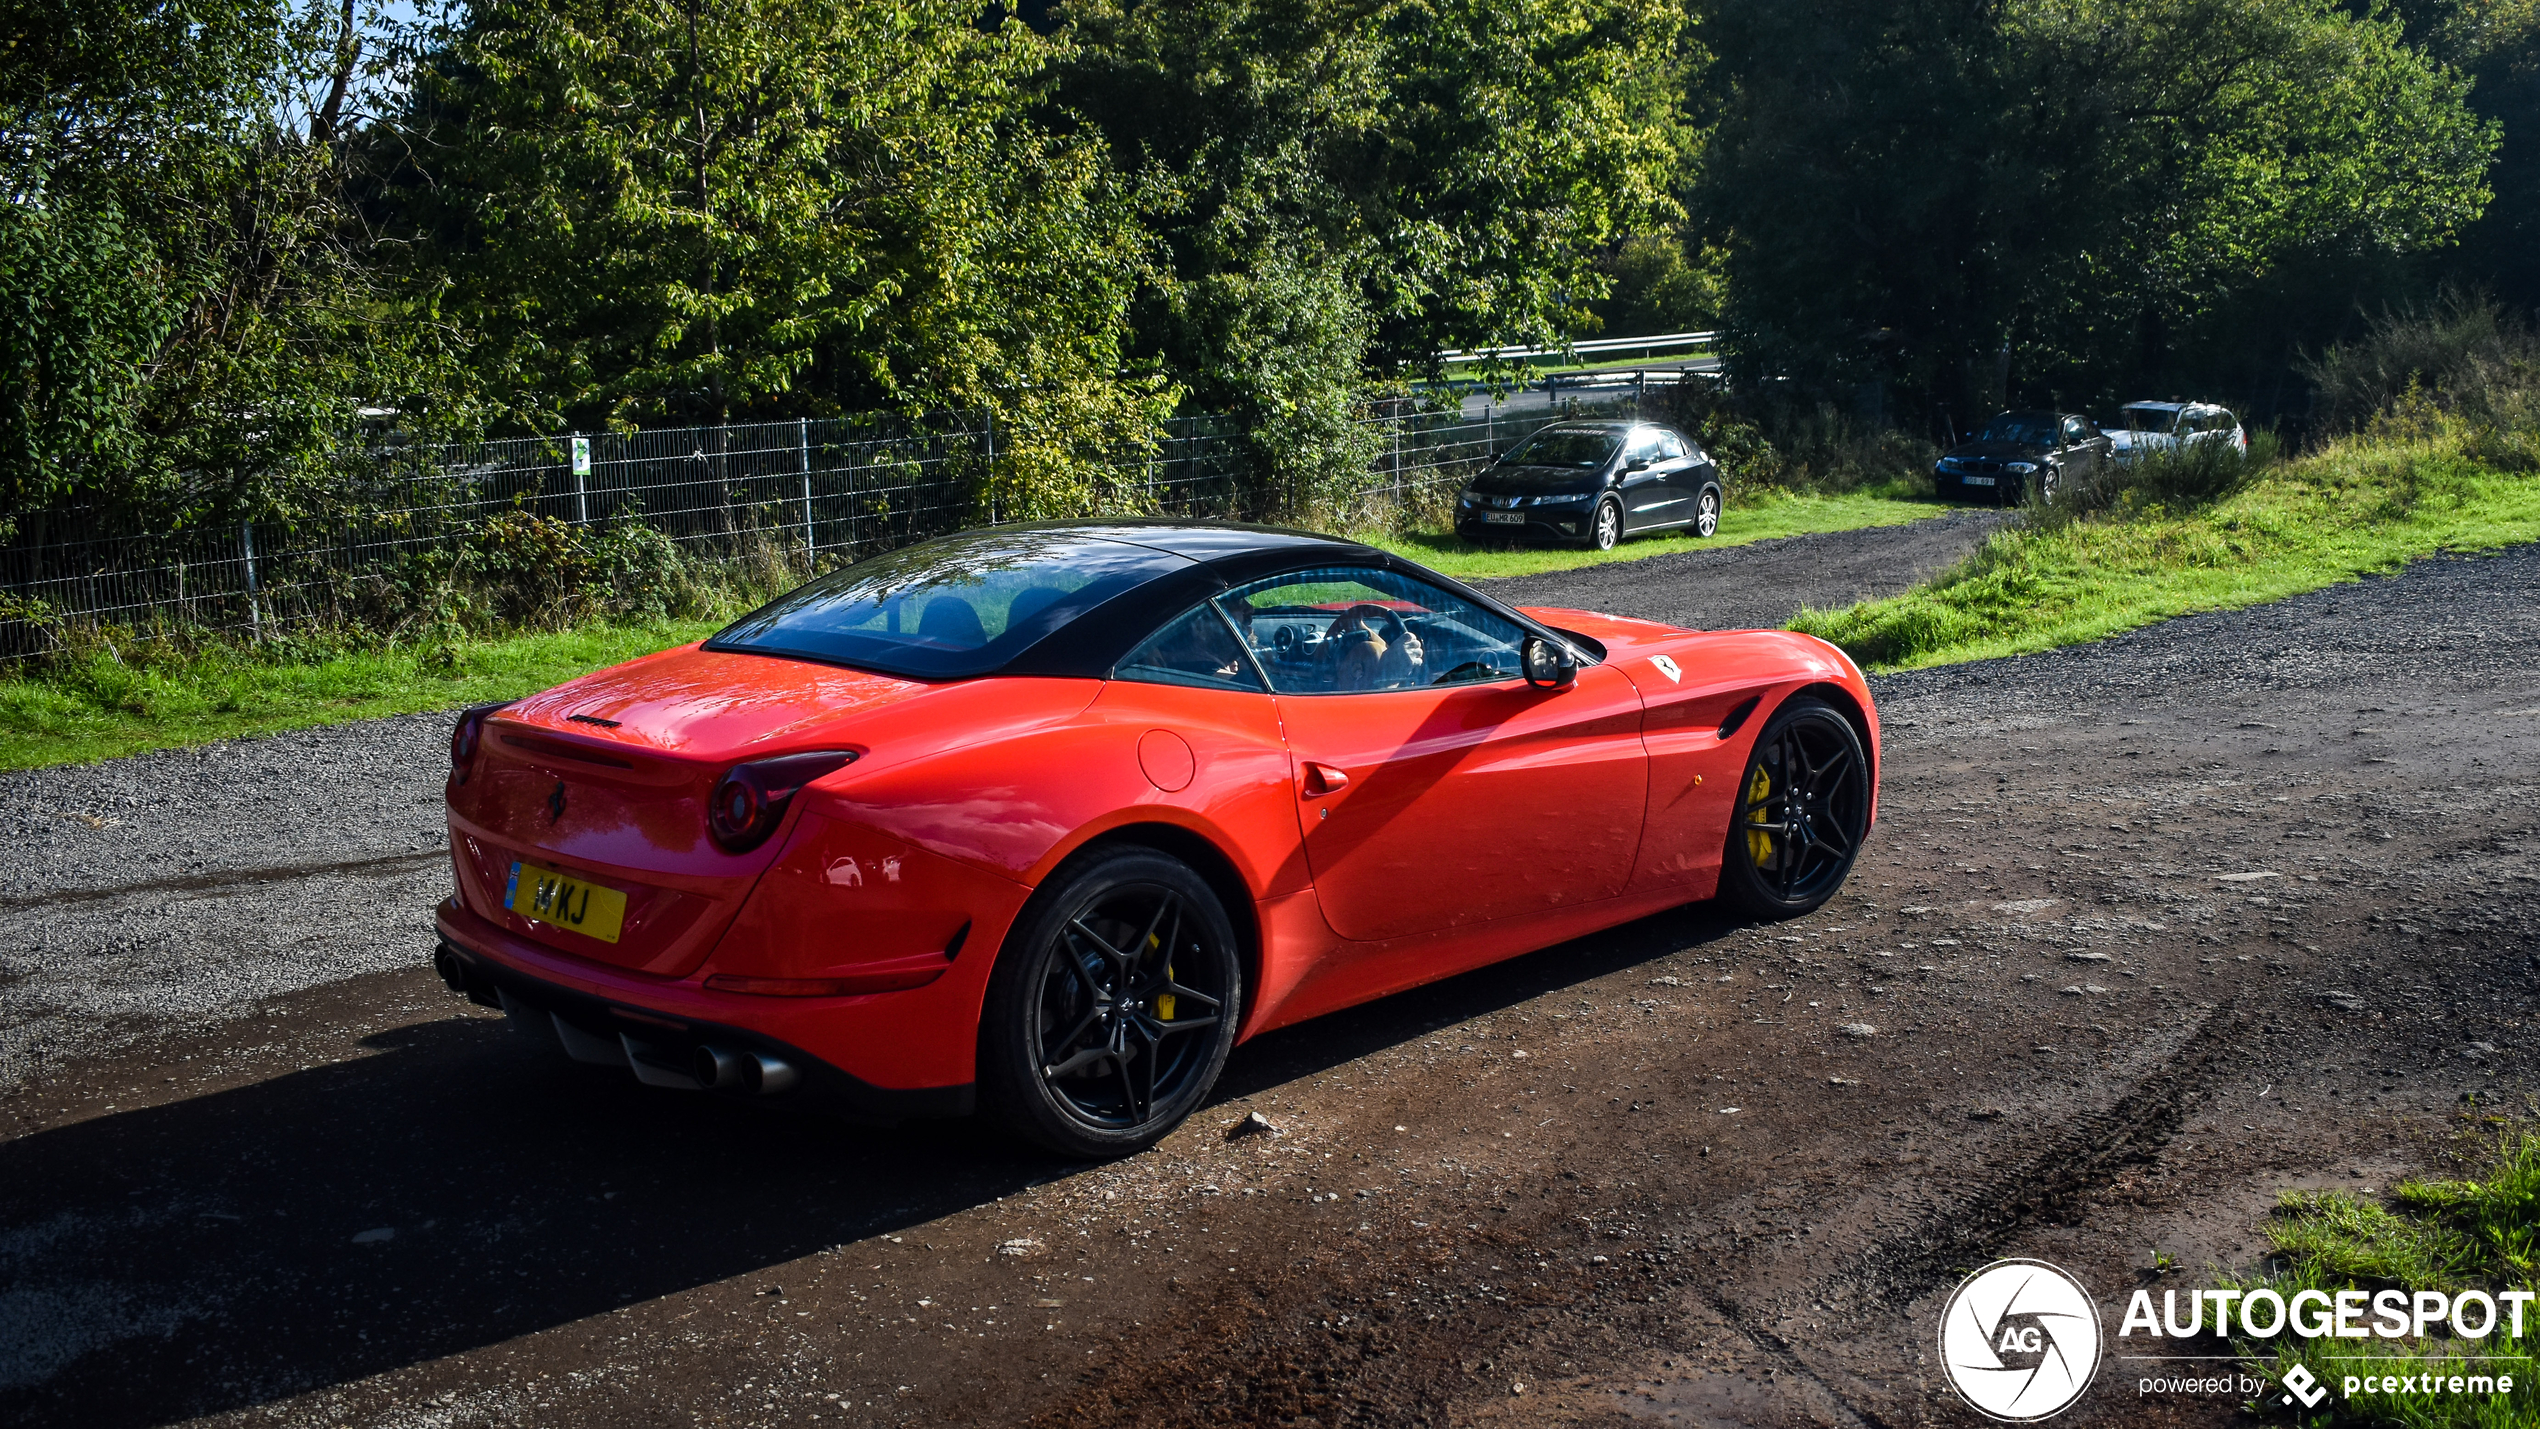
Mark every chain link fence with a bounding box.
[0,384,1659,659]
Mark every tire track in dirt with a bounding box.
[0,850,444,913]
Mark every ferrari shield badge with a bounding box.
[1651,654,1682,683]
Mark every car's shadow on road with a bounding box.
[0,900,1745,1427]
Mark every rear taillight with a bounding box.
[707,750,858,853]
[449,703,511,781]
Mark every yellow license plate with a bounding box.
[504,861,628,944]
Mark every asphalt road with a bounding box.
[2,535,2535,1427]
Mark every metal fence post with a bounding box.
[797,417,813,566]
[983,409,997,525]
[1391,403,1402,505]
[240,520,262,642]
[1636,369,1646,415]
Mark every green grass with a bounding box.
[2219,1127,2540,1427]
[1791,436,2540,669]
[0,621,721,771]
[1366,484,1941,582]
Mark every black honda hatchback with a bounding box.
[1454,420,1724,550]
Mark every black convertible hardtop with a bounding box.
[704,520,1558,681]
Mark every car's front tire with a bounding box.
[978,848,1243,1158]
[1716,698,1872,921]
[1590,497,1623,551]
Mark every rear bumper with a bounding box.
[433,899,974,1124]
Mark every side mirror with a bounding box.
[1522,635,1577,690]
[1624,457,1651,472]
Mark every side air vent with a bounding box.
[1716,695,1762,741]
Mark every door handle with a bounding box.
[1302,762,1350,797]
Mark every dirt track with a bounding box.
[2,535,2535,1428]
[1480,508,2004,632]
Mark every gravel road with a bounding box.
[0,715,453,1089]
[2,534,2534,1427]
[1477,507,2003,631]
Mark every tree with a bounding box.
[2394,0,2540,316]
[388,0,1168,499]
[1698,0,2497,425]
[0,0,423,540]
[1056,0,1693,511]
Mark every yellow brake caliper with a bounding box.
[1746,764,1775,868]
[1151,933,1175,1021]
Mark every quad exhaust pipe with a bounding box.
[694,1043,799,1096]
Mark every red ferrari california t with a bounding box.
[433,521,1879,1155]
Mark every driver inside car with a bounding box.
[1324,604,1425,691]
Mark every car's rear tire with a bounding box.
[1590,497,1622,551]
[1716,698,1872,921]
[978,848,1242,1158]
[1693,486,1722,538]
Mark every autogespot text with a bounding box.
[2124,1287,2526,1404]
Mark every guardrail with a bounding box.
[1437,331,1719,364]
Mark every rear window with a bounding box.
[706,530,1190,678]
[1501,428,1621,469]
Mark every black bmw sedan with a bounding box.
[1455,420,1724,550]
[1933,410,2108,505]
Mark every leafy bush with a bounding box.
[1645,381,1935,497]
[2305,293,2540,440]
[361,508,729,645]
[2034,430,2277,525]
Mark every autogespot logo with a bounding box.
[1939,1259,2105,1421]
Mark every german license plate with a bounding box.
[1482,511,1525,525]
[505,861,628,943]
[1959,475,1996,487]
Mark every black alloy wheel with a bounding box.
[1590,497,1623,551]
[1717,698,1872,919]
[979,849,1242,1156]
[1694,486,1722,538]
[2037,464,2061,505]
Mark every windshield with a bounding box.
[1977,414,2059,446]
[2120,406,2182,434]
[1500,428,1620,469]
[705,530,1189,678]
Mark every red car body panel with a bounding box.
[437,579,1879,1115]
[1278,662,1647,940]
